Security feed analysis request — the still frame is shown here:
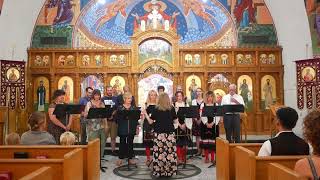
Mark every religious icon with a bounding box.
[138,39,172,64]
[245,54,253,64]
[37,80,46,111]
[95,55,102,66]
[58,55,66,66]
[110,55,117,65]
[34,55,43,66]
[119,55,126,65]
[185,54,192,65]
[261,75,276,110]
[82,55,90,66]
[237,75,253,111]
[186,75,201,101]
[268,54,276,64]
[194,54,201,65]
[110,76,125,95]
[81,75,104,97]
[6,68,20,82]
[34,77,49,112]
[260,54,267,64]
[221,54,229,64]
[43,55,50,66]
[302,67,316,82]
[236,54,244,64]
[58,76,74,103]
[209,54,217,64]
[66,55,75,66]
[213,89,226,105]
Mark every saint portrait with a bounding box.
[261,75,277,110]
[302,67,316,82]
[110,55,118,65]
[66,55,75,66]
[95,55,102,66]
[33,77,49,112]
[82,55,90,66]
[260,54,267,64]
[209,54,217,64]
[43,55,50,66]
[213,89,226,105]
[58,76,74,103]
[237,75,253,111]
[221,54,229,64]
[6,68,20,82]
[110,76,125,95]
[58,55,66,66]
[185,54,193,65]
[34,55,43,66]
[119,55,126,65]
[186,75,201,101]
[236,54,244,64]
[194,54,201,65]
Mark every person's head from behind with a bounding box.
[205,91,215,104]
[60,132,76,145]
[175,91,184,103]
[157,93,171,111]
[106,85,113,96]
[303,110,320,155]
[5,132,20,145]
[123,92,132,105]
[52,89,65,103]
[92,89,101,101]
[85,87,93,98]
[275,107,298,131]
[147,90,158,104]
[28,112,46,131]
[157,86,165,93]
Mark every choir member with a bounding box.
[143,93,178,177]
[174,91,191,164]
[200,91,220,165]
[191,87,204,156]
[143,90,158,165]
[48,90,73,144]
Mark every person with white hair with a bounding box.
[221,84,244,143]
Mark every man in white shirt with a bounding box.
[221,84,245,143]
[258,107,309,156]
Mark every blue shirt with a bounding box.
[79,96,90,106]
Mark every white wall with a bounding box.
[0,0,311,135]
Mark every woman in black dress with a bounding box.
[48,90,73,144]
[191,88,204,156]
[143,90,157,165]
[143,93,178,177]
[200,91,220,164]
[114,92,139,166]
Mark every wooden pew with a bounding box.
[216,137,262,180]
[234,146,307,180]
[0,148,83,180]
[0,139,100,180]
[268,163,307,180]
[19,167,53,180]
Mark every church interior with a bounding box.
[0,0,319,179]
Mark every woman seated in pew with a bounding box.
[60,132,76,145]
[48,90,73,144]
[21,112,56,145]
[295,110,320,180]
[5,132,20,145]
[258,107,309,156]
[143,93,178,177]
[200,91,220,164]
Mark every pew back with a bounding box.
[268,163,307,180]
[234,146,307,180]
[19,167,53,180]
[216,137,262,180]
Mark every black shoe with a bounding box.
[112,151,118,156]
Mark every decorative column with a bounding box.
[74,74,80,102]
[204,72,208,92]
[50,74,56,97]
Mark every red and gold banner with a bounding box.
[0,60,26,109]
[296,58,320,109]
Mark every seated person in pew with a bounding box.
[5,132,20,145]
[21,112,56,145]
[258,107,309,156]
[60,132,76,145]
[295,110,320,180]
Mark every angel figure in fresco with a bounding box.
[188,78,198,100]
[180,0,218,30]
[61,80,71,103]
[95,0,130,31]
[131,0,179,30]
[263,79,273,109]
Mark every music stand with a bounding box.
[202,105,223,168]
[87,108,110,172]
[177,106,199,168]
[117,108,141,171]
[222,105,244,143]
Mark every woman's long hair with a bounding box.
[156,93,172,111]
